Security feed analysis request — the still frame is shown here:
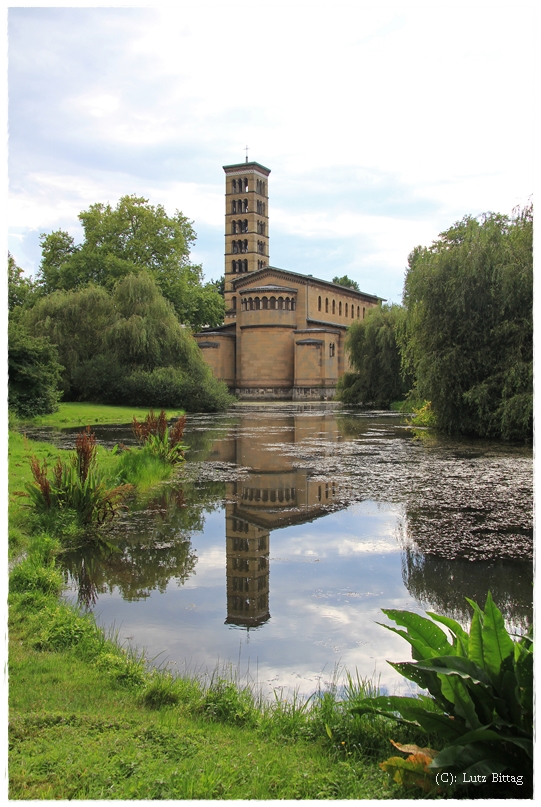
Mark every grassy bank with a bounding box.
[9,585,398,799]
[18,401,185,429]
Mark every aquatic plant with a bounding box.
[25,426,133,529]
[131,410,188,464]
[352,592,533,796]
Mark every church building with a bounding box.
[195,160,382,400]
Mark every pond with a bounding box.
[41,404,533,698]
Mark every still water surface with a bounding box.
[54,404,532,697]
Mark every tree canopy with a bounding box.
[338,204,532,441]
[24,272,232,412]
[339,303,410,407]
[401,205,532,439]
[38,195,224,331]
[332,274,360,291]
[8,320,63,417]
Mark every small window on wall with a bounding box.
[325,298,329,313]
[318,296,321,311]
[357,306,360,318]
[339,301,342,316]
[329,343,335,358]
[351,306,354,319]
[345,303,348,317]
[363,307,366,319]
[232,179,237,193]
[332,300,336,315]
[232,296,237,310]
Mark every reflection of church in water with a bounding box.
[209,412,343,628]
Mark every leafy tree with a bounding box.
[23,285,115,399]
[38,195,224,331]
[8,253,36,312]
[24,272,233,411]
[332,274,360,291]
[338,303,410,407]
[401,205,532,439]
[8,320,63,417]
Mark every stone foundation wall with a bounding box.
[234,386,336,401]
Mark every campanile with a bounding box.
[223,159,271,316]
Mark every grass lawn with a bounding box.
[22,402,185,429]
[8,603,396,800]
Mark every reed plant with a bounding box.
[25,426,133,533]
[131,410,188,464]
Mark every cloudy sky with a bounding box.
[7,1,535,303]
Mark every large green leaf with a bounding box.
[438,673,481,730]
[381,609,452,657]
[450,728,533,757]
[432,741,511,773]
[467,609,484,668]
[480,592,514,676]
[389,661,448,707]
[427,611,469,656]
[378,623,441,661]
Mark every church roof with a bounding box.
[232,265,383,302]
[223,161,271,174]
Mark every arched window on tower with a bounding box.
[232,221,237,234]
[232,179,237,193]
[243,219,248,233]
[270,296,276,310]
[233,241,238,254]
[232,200,237,214]
[231,260,236,273]
[243,240,248,253]
[232,296,237,310]
[243,259,248,272]
[243,199,248,213]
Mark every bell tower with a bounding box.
[223,159,271,317]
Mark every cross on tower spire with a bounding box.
[245,145,249,163]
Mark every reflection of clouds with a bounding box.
[187,545,224,578]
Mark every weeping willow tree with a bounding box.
[24,272,233,411]
[337,303,410,407]
[401,205,532,439]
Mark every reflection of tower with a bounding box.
[225,495,270,627]
[218,412,344,629]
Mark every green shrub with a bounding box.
[352,593,532,795]
[140,675,181,709]
[10,557,63,596]
[200,677,257,726]
[30,602,102,651]
[94,650,147,689]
